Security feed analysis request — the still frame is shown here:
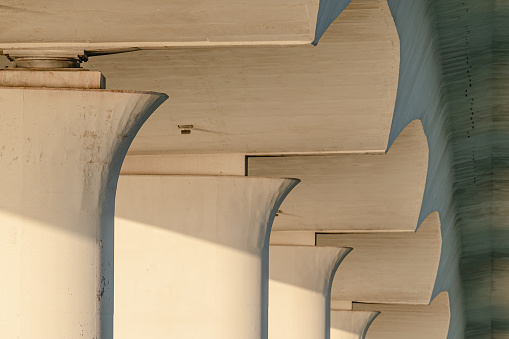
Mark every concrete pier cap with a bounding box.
[0,67,167,339]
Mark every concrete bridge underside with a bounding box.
[1,0,508,338]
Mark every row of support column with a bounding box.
[114,175,377,339]
[0,65,379,339]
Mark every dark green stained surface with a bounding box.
[492,1,509,338]
[385,0,508,337]
[313,0,509,334]
[432,1,494,338]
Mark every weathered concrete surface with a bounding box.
[330,310,379,339]
[269,245,351,339]
[386,0,506,337]
[354,292,450,339]
[248,120,427,232]
[0,86,167,339]
[491,2,509,338]
[114,175,299,339]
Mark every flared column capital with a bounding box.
[114,175,299,339]
[330,311,379,339]
[269,245,352,295]
[0,86,167,339]
[269,245,352,339]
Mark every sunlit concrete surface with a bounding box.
[248,120,427,232]
[2,0,506,335]
[77,0,399,155]
[317,212,441,304]
[330,310,379,339]
[0,0,320,47]
[269,245,351,339]
[0,83,166,339]
[0,0,399,155]
[114,175,298,339]
[354,292,450,339]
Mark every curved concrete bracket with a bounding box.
[248,120,428,232]
[354,291,450,339]
[114,175,299,339]
[0,87,167,339]
[317,212,441,304]
[269,245,352,339]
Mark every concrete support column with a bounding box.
[114,175,299,339]
[268,245,352,339]
[0,71,167,339]
[330,311,379,339]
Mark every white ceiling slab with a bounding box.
[353,292,450,339]
[248,121,427,232]
[317,212,441,304]
[67,0,399,155]
[0,0,319,48]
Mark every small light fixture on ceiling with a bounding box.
[178,124,194,135]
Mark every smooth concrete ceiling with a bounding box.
[317,212,441,304]
[248,120,428,232]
